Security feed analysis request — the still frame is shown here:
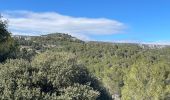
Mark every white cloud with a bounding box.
[2,11,126,40]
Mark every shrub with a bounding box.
[0,51,110,99]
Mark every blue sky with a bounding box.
[0,0,170,43]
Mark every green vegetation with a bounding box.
[0,15,18,62]
[0,16,170,99]
[0,52,110,99]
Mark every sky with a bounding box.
[0,0,170,44]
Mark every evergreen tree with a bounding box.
[0,15,17,62]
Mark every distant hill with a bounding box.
[13,33,84,43]
[13,33,84,53]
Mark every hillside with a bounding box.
[10,33,170,99]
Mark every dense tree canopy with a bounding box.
[10,33,170,99]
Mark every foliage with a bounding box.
[0,15,18,62]
[2,32,170,99]
[0,51,111,99]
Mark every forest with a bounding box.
[0,16,170,100]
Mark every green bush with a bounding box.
[0,51,111,99]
